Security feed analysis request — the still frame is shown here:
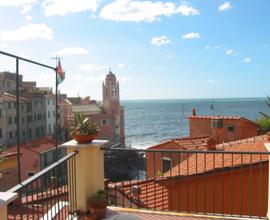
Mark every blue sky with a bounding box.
[0,0,269,100]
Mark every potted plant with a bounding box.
[87,189,107,219]
[70,112,100,144]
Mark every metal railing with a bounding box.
[7,151,77,220]
[104,147,269,219]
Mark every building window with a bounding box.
[8,102,11,109]
[228,126,235,132]
[34,115,37,121]
[27,116,32,123]
[0,129,2,138]
[36,128,40,137]
[27,171,35,177]
[41,127,45,136]
[9,131,12,138]
[48,111,50,118]
[47,100,50,105]
[22,117,25,123]
[8,117,12,125]
[49,124,51,134]
[23,130,25,137]
[101,119,108,126]
[14,117,17,124]
[162,157,172,173]
[28,129,32,139]
[112,87,116,96]
[0,108,2,118]
[27,103,32,112]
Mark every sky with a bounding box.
[0,0,269,100]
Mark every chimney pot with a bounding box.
[192,108,196,116]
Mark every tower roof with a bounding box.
[107,70,115,77]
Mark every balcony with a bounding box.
[0,138,269,220]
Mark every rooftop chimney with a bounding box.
[192,108,197,116]
[207,137,216,150]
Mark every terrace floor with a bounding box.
[105,207,260,220]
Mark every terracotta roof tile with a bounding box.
[109,178,168,211]
[165,136,269,178]
[148,136,211,151]
[9,136,56,154]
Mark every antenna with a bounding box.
[180,104,184,138]
[210,101,215,115]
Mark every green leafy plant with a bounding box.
[87,189,107,209]
[257,96,270,132]
[70,112,100,135]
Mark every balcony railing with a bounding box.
[7,151,77,220]
[104,148,269,219]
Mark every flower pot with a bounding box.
[71,133,98,144]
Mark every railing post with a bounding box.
[0,192,17,220]
[61,140,108,212]
[265,143,270,219]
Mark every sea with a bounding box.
[122,98,269,149]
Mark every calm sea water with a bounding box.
[122,98,269,149]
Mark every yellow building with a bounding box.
[0,152,18,191]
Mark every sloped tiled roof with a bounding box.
[9,136,56,154]
[165,135,269,178]
[109,178,168,211]
[0,92,28,102]
[148,136,211,151]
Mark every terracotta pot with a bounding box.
[89,208,106,220]
[71,133,98,144]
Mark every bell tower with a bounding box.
[102,71,120,113]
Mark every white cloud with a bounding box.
[25,15,33,21]
[0,23,53,42]
[182,32,200,40]
[42,0,100,17]
[120,76,133,83]
[225,49,235,55]
[219,2,232,11]
[175,4,199,16]
[207,79,215,83]
[72,74,83,81]
[80,64,109,72]
[0,0,37,13]
[85,75,106,83]
[99,0,199,22]
[151,36,171,46]
[117,64,125,69]
[204,46,211,50]
[52,47,88,56]
[242,57,251,63]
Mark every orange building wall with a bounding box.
[9,147,40,181]
[165,163,268,217]
[189,118,258,144]
[0,157,18,190]
[189,118,212,138]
